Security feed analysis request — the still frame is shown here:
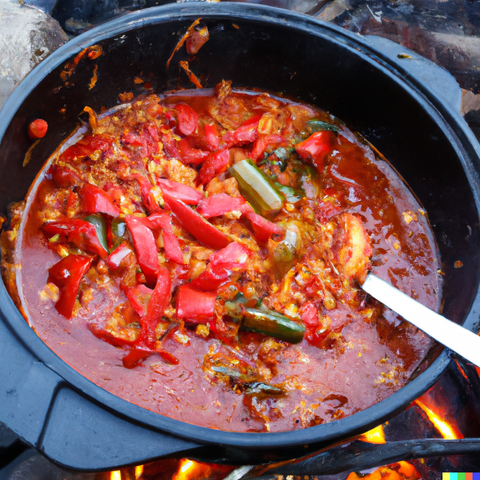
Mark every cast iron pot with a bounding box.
[1,2,480,472]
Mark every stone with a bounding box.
[0,0,68,111]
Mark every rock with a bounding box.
[315,0,480,138]
[462,89,480,143]
[0,0,69,111]
[315,0,480,90]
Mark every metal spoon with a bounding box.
[362,273,480,368]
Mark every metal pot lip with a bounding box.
[1,1,480,450]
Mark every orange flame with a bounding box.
[414,399,463,439]
[110,471,122,480]
[172,459,212,480]
[358,424,386,444]
[346,461,420,480]
[135,465,144,478]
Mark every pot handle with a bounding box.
[364,34,462,112]
[0,309,202,470]
[0,312,60,450]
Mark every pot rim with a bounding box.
[1,1,480,451]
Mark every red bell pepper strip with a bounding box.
[178,138,209,165]
[249,134,287,162]
[294,131,334,173]
[190,266,230,291]
[157,178,204,205]
[300,302,329,346]
[174,104,199,136]
[156,348,180,365]
[88,323,136,348]
[123,344,179,369]
[147,212,184,265]
[138,266,171,349]
[198,148,230,185]
[124,283,153,317]
[106,242,132,269]
[196,193,253,218]
[50,165,82,188]
[204,123,220,151]
[42,219,108,258]
[245,212,284,242]
[125,215,160,286]
[79,183,120,217]
[59,134,113,163]
[122,347,153,369]
[190,242,251,290]
[133,174,162,214]
[222,115,261,147]
[164,196,231,250]
[209,240,251,268]
[176,284,216,323]
[48,254,93,318]
[123,268,175,368]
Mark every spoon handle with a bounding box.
[362,273,480,368]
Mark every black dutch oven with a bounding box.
[1,2,480,472]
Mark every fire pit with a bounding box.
[1,0,480,478]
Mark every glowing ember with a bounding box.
[346,461,420,480]
[358,424,386,444]
[135,465,144,478]
[179,460,195,476]
[172,459,212,480]
[414,399,463,440]
[110,471,122,480]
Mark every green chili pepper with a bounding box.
[307,119,339,133]
[246,382,283,396]
[242,307,305,344]
[224,300,243,320]
[273,229,297,278]
[84,214,109,253]
[274,182,304,203]
[209,366,283,395]
[229,159,285,215]
[111,217,127,250]
[225,292,261,319]
[210,366,244,378]
[209,366,259,383]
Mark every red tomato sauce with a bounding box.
[2,82,440,432]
